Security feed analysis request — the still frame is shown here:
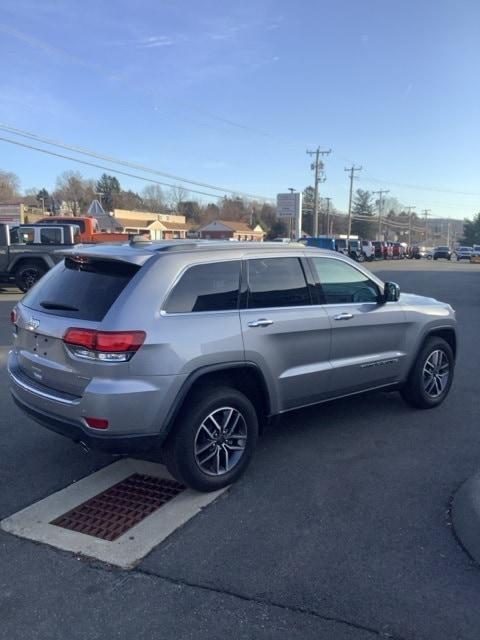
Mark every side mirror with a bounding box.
[384,281,400,302]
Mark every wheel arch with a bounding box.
[9,255,52,273]
[163,362,273,438]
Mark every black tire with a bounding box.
[14,261,47,292]
[400,337,454,409]
[163,386,259,492]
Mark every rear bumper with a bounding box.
[8,350,187,450]
[12,394,161,453]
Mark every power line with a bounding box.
[0,135,243,201]
[0,123,273,202]
[362,170,480,197]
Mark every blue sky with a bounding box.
[0,0,479,218]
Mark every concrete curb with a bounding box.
[451,471,480,564]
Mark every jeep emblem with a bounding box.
[25,317,40,331]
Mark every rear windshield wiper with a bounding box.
[39,301,79,311]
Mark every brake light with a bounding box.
[63,329,145,362]
[10,308,17,324]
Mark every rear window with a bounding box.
[22,256,139,321]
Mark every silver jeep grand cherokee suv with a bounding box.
[9,241,456,491]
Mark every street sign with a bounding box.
[277,192,302,218]
[0,204,22,225]
[276,192,303,239]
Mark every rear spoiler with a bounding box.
[54,246,152,266]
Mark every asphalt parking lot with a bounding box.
[1,259,480,640]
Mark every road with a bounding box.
[1,260,480,640]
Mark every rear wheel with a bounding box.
[163,386,259,492]
[400,337,454,409]
[14,262,47,292]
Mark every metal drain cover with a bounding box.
[51,473,185,541]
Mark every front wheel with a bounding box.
[163,386,259,491]
[400,337,454,409]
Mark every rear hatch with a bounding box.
[13,255,142,397]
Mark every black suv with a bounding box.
[433,246,452,260]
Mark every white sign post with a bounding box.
[276,192,302,239]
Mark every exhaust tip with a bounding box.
[79,441,90,453]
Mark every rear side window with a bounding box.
[247,257,310,308]
[40,227,62,244]
[164,261,240,313]
[22,257,139,321]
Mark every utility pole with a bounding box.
[372,190,390,240]
[406,206,416,245]
[307,147,331,236]
[422,209,431,246]
[324,197,332,235]
[345,165,362,237]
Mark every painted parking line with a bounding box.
[0,458,226,568]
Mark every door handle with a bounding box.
[248,318,274,328]
[333,312,354,321]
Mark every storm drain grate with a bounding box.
[51,473,186,541]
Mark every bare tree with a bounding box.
[22,187,39,207]
[142,184,165,213]
[0,170,20,202]
[168,185,188,211]
[54,171,95,216]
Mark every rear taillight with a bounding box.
[10,308,17,324]
[63,328,145,362]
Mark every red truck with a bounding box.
[39,216,131,243]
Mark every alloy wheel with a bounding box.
[423,349,450,398]
[194,407,247,476]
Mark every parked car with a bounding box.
[455,246,473,261]
[392,242,406,259]
[409,245,428,259]
[433,246,452,260]
[9,240,457,491]
[334,237,349,256]
[0,223,81,292]
[372,240,387,259]
[298,236,336,251]
[348,239,364,262]
[471,246,480,263]
[361,240,375,261]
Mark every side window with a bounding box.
[40,227,62,244]
[164,261,240,313]
[16,227,35,244]
[247,257,310,309]
[312,257,380,304]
